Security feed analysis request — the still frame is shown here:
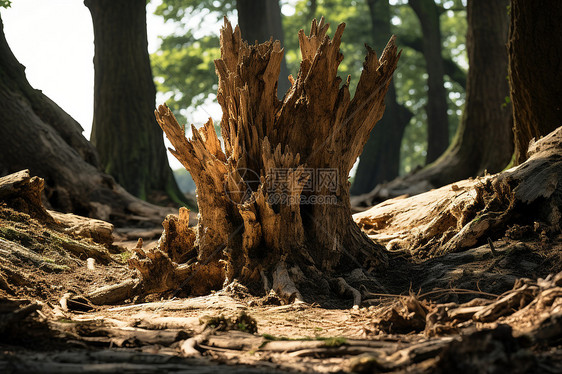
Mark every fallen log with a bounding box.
[85,279,141,305]
[0,238,67,272]
[48,210,114,246]
[354,126,562,257]
[107,294,247,312]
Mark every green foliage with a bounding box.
[200,312,258,333]
[155,0,235,23]
[318,336,347,347]
[151,0,236,124]
[152,31,220,125]
[261,333,347,347]
[119,250,132,263]
[152,0,468,175]
[0,0,11,9]
[282,0,371,96]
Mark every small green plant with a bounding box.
[501,95,511,109]
[119,251,132,263]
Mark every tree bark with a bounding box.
[409,0,450,164]
[85,0,184,204]
[508,0,562,164]
[0,14,176,226]
[400,35,466,90]
[351,0,413,195]
[236,0,291,98]
[130,18,400,301]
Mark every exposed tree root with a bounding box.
[85,279,142,306]
[355,126,562,257]
[333,277,362,308]
[272,262,305,304]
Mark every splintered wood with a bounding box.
[131,17,400,302]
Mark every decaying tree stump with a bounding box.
[129,18,400,301]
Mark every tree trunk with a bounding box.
[0,14,175,226]
[351,0,512,207]
[401,34,466,90]
[236,0,291,97]
[407,0,512,186]
[85,0,184,204]
[130,18,399,301]
[409,0,450,164]
[508,0,562,164]
[351,0,413,195]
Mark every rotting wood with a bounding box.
[129,17,400,304]
[355,126,562,257]
[334,277,362,308]
[107,294,247,312]
[0,170,53,222]
[48,210,114,246]
[0,238,67,273]
[85,279,142,305]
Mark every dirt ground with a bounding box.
[2,197,562,373]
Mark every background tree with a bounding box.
[352,0,513,206]
[0,14,172,224]
[392,0,467,174]
[408,0,450,164]
[401,0,512,187]
[85,0,185,204]
[350,0,412,195]
[508,0,562,164]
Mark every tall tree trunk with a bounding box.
[0,14,174,225]
[85,0,184,204]
[400,35,466,90]
[409,0,450,164]
[351,0,412,195]
[508,0,562,164]
[409,0,512,186]
[236,0,291,97]
[130,19,399,302]
[352,0,512,207]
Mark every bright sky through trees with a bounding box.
[1,0,183,168]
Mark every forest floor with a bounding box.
[1,198,562,373]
